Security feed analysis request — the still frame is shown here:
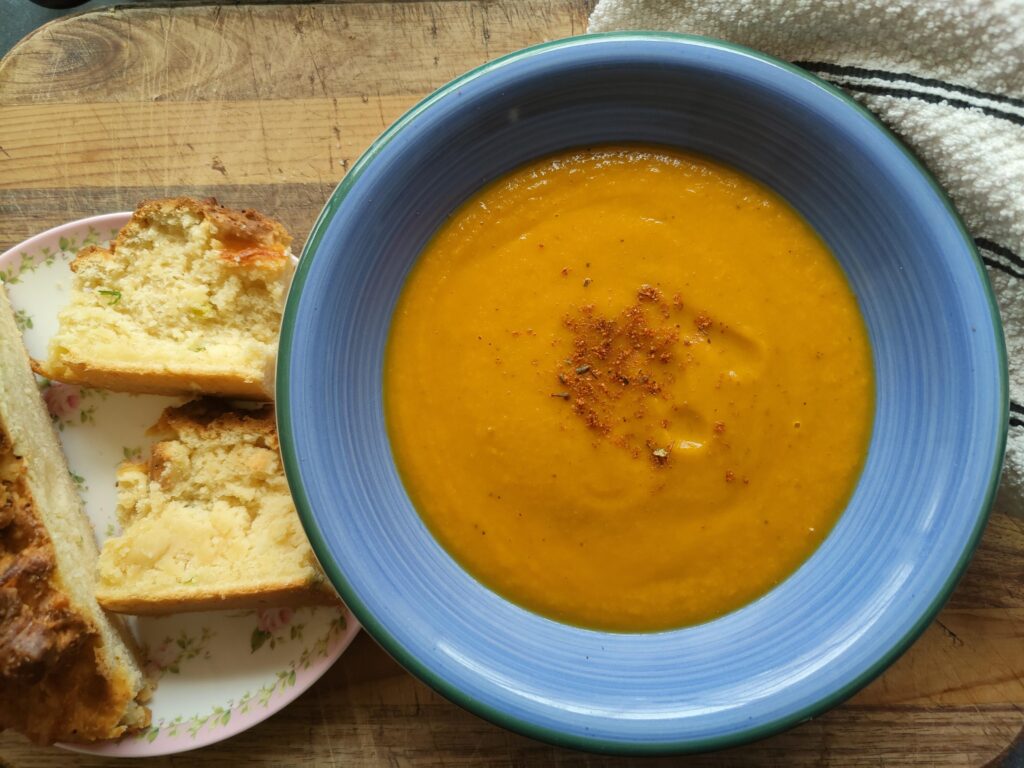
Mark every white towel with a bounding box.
[590,0,1024,513]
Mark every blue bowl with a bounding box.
[278,34,1007,753]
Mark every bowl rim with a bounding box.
[277,31,1008,755]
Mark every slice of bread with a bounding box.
[38,197,294,400]
[96,399,337,614]
[0,285,150,744]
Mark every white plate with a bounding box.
[1,213,359,757]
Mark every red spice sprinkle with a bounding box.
[637,284,662,302]
[713,421,726,434]
[695,313,713,334]
[725,470,736,483]
[555,287,682,461]
[561,267,570,276]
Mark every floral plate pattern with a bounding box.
[1,214,359,757]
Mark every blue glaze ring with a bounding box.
[278,34,1007,754]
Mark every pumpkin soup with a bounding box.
[385,146,873,632]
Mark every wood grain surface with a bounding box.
[1,3,1022,766]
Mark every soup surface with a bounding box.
[385,146,873,632]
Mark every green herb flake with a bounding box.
[13,309,33,330]
[97,288,122,305]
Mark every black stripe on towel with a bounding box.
[1011,416,1024,429]
[1010,402,1024,416]
[796,61,1024,111]
[977,239,1024,281]
[982,256,1024,282]
[976,238,1024,271]
[831,81,1024,127]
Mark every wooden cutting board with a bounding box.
[0,3,1021,765]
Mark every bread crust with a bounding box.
[97,582,338,615]
[75,197,292,273]
[35,357,270,399]
[152,397,277,439]
[0,446,148,742]
[0,287,150,744]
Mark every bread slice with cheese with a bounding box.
[0,285,150,744]
[96,399,336,614]
[38,197,294,400]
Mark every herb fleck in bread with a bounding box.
[0,285,150,744]
[39,197,294,400]
[96,399,336,614]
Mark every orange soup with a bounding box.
[385,146,873,632]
